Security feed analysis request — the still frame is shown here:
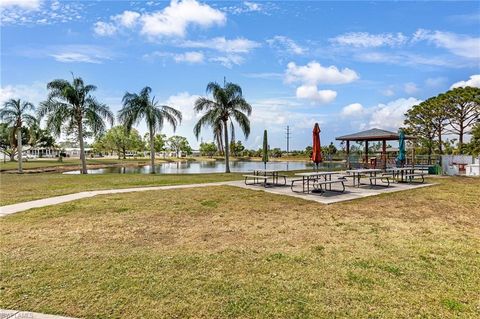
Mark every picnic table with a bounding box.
[386,167,425,183]
[291,171,345,194]
[243,169,287,187]
[345,168,384,187]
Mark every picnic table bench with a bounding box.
[291,172,345,195]
[345,169,390,188]
[243,169,287,187]
[404,173,425,183]
[387,167,425,183]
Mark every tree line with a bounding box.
[0,75,252,174]
[404,86,480,158]
[91,126,194,159]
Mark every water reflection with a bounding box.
[64,160,344,174]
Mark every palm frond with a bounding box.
[232,109,251,138]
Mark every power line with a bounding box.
[285,125,291,153]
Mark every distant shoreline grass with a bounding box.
[0,156,317,173]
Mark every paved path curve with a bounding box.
[0,181,234,217]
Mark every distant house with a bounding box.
[25,146,60,158]
[63,147,94,158]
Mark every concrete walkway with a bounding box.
[0,179,435,217]
[0,181,233,217]
[0,309,77,319]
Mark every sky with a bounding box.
[1,0,480,150]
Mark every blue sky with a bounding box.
[1,0,479,150]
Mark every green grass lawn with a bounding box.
[0,158,153,171]
[0,173,243,206]
[1,177,479,318]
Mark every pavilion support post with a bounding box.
[382,140,387,170]
[365,141,369,168]
[346,140,350,169]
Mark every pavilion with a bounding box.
[335,128,416,169]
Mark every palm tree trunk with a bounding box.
[223,119,230,173]
[149,127,155,174]
[17,128,23,173]
[78,122,88,174]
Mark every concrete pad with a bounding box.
[226,179,435,204]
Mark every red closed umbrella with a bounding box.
[311,123,322,170]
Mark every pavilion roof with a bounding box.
[335,128,415,141]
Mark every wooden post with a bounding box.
[382,140,387,170]
[346,140,350,169]
[365,141,369,168]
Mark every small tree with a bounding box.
[194,81,252,173]
[119,87,181,173]
[0,99,36,172]
[199,142,217,157]
[270,148,282,158]
[230,140,245,157]
[466,122,480,155]
[168,135,191,157]
[441,87,480,152]
[101,126,144,159]
[39,76,113,174]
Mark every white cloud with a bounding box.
[285,61,357,104]
[367,97,422,130]
[244,1,262,12]
[1,0,84,25]
[450,74,480,89]
[173,51,204,63]
[140,0,226,38]
[93,21,117,36]
[180,37,260,53]
[223,1,266,15]
[93,0,225,38]
[341,103,364,116]
[179,37,259,67]
[267,35,306,55]
[0,82,46,106]
[210,55,244,68]
[164,92,199,121]
[113,10,140,28]
[48,45,112,64]
[285,61,359,85]
[330,32,408,47]
[295,85,337,104]
[404,82,418,94]
[355,51,468,68]
[0,0,40,10]
[143,50,204,64]
[381,86,396,97]
[413,29,480,59]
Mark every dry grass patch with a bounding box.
[1,177,479,318]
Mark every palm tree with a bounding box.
[194,82,252,173]
[38,76,114,174]
[118,86,182,174]
[0,99,36,173]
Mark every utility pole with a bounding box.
[223,76,226,87]
[285,125,291,154]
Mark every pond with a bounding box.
[64,160,345,174]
